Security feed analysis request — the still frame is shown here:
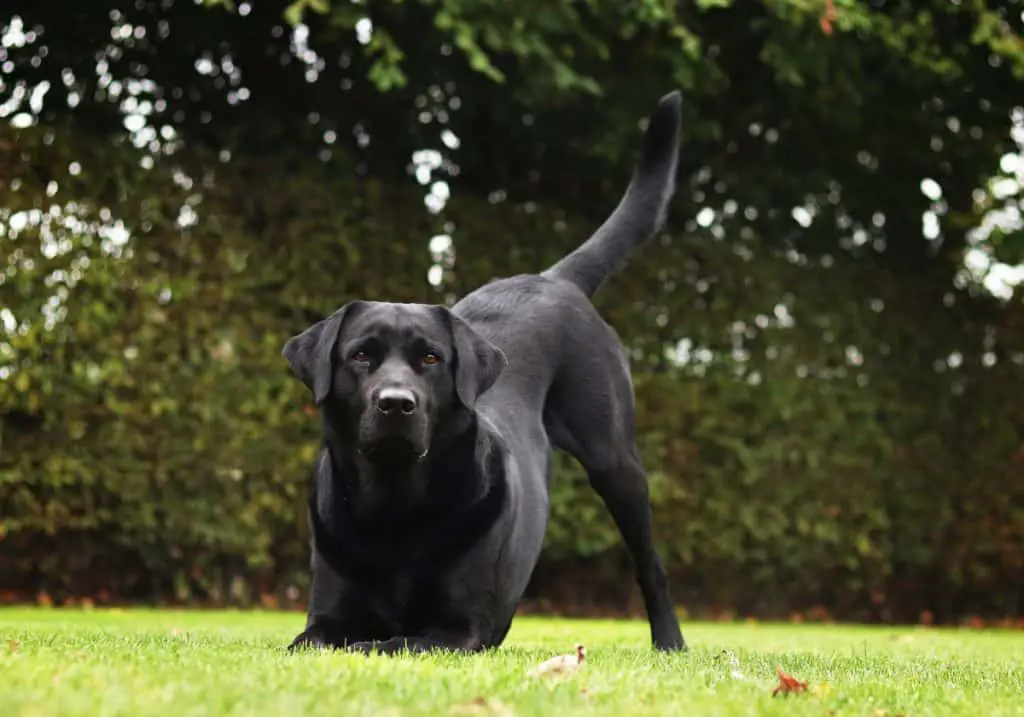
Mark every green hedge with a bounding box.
[2,124,1022,621]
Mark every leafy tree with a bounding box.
[0,0,1021,619]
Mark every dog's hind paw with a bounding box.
[654,635,688,652]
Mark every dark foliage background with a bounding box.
[1,0,1022,623]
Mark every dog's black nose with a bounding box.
[376,387,417,415]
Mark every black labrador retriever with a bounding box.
[282,90,686,655]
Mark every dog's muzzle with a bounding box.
[358,386,430,463]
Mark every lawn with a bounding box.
[1,608,1021,716]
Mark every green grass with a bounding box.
[1,608,1022,716]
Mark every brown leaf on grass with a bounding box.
[771,666,809,697]
[7,640,18,653]
[526,644,586,678]
[450,696,514,716]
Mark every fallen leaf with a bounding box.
[772,666,809,697]
[527,644,586,678]
[7,640,18,653]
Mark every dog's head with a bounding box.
[282,301,507,467]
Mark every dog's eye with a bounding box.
[422,351,440,365]
[352,350,371,364]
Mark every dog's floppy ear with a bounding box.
[441,309,507,410]
[282,302,363,405]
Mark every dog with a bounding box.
[282,90,686,654]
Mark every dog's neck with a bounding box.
[322,413,486,525]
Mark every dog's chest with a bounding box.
[362,572,447,632]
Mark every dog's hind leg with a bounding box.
[545,346,686,651]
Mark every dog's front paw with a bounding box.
[287,628,332,652]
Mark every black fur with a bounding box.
[282,91,686,655]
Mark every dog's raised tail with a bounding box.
[541,91,683,298]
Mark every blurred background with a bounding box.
[0,0,1022,626]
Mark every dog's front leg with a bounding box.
[345,632,485,656]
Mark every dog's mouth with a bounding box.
[356,435,429,467]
